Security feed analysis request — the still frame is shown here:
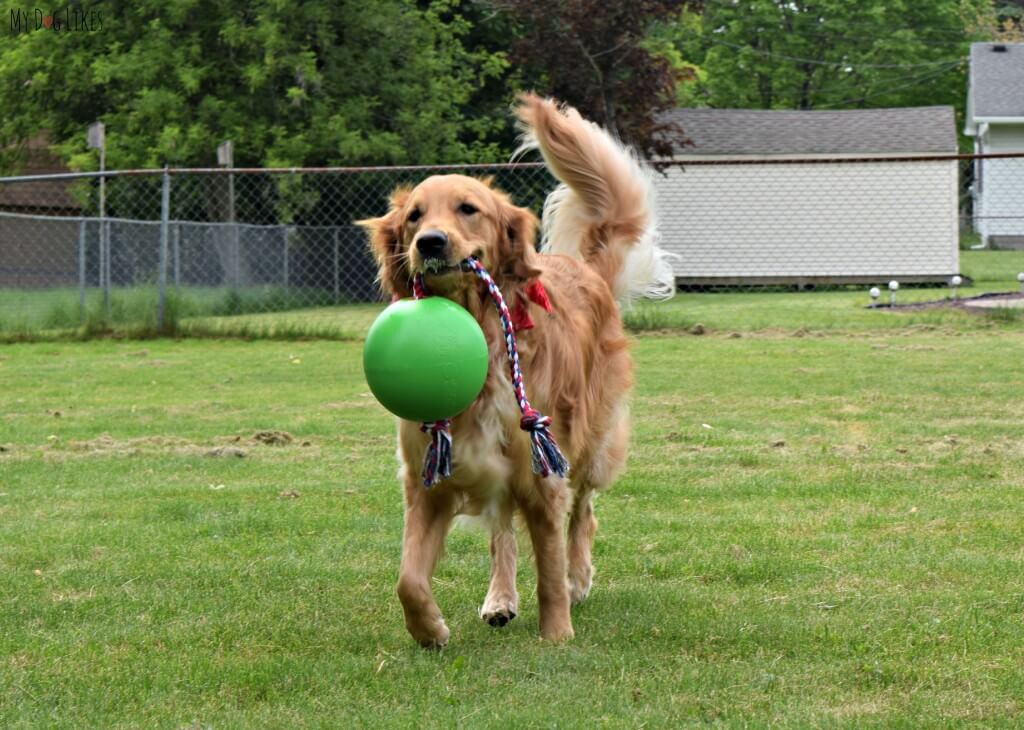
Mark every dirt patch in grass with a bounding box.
[252,430,294,446]
[205,446,248,458]
[0,430,311,461]
[67,434,195,457]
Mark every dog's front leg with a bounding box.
[396,480,453,648]
[522,481,574,641]
[480,515,519,627]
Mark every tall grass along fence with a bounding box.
[1,153,1023,338]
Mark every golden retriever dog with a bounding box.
[359,93,673,646]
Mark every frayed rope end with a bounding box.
[420,420,452,488]
[521,408,569,479]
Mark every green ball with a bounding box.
[363,297,489,422]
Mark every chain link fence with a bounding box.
[1,154,1023,337]
[0,163,553,336]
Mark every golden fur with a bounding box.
[358,93,670,646]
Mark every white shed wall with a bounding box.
[655,160,959,280]
[986,124,1024,149]
[976,124,1024,240]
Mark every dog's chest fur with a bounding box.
[398,356,534,518]
[445,367,528,514]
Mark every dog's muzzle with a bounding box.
[415,230,448,262]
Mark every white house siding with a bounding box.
[976,124,1024,242]
[655,160,959,282]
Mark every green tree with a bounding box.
[0,0,511,173]
[680,0,991,115]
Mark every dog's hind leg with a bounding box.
[569,405,629,605]
[567,488,597,605]
[480,511,519,627]
[396,479,454,649]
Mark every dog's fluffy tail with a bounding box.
[514,93,675,306]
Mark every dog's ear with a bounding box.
[357,187,412,298]
[497,198,541,282]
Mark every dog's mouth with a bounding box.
[416,250,483,275]
[418,258,461,275]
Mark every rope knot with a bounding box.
[518,406,567,480]
[519,407,551,431]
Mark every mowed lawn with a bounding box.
[3,320,1024,725]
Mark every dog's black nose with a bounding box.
[416,230,448,259]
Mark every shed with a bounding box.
[964,42,1024,249]
[655,107,960,286]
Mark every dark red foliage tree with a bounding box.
[492,0,698,159]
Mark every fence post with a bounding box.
[173,222,181,288]
[157,166,170,330]
[101,219,110,315]
[333,228,340,303]
[78,219,87,323]
[282,226,290,290]
[233,222,241,288]
[98,149,109,321]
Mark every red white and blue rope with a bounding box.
[412,257,569,487]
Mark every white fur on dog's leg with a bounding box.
[480,591,519,628]
[481,520,519,628]
[568,564,593,606]
[567,488,599,607]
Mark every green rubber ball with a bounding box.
[363,297,489,422]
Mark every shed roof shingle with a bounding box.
[969,42,1024,119]
[661,106,957,156]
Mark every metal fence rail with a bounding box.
[1,154,1022,335]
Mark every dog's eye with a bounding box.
[459,203,478,216]
[408,209,422,224]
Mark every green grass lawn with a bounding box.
[3,316,1024,725]
[5,249,1024,341]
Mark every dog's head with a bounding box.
[358,175,540,299]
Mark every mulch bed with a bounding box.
[869,290,1024,312]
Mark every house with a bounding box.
[965,42,1024,249]
[0,134,82,287]
[0,133,80,214]
[654,107,960,286]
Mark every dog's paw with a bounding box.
[540,622,575,642]
[408,619,450,649]
[480,594,518,628]
[568,565,593,606]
